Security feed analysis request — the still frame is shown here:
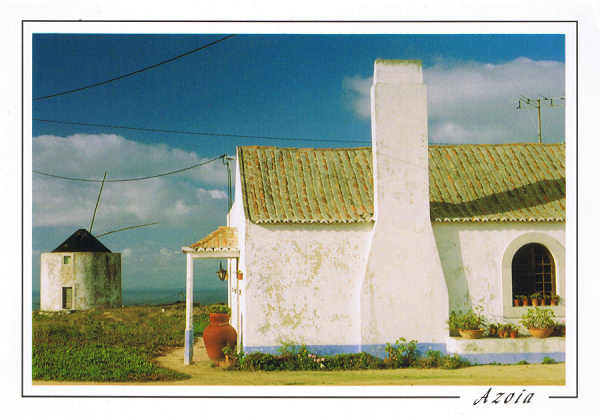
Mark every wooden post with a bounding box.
[184,253,194,365]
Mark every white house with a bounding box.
[183,59,565,364]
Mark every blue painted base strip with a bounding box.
[459,351,565,365]
[244,343,446,359]
[184,329,194,364]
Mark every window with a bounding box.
[63,255,71,265]
[62,287,73,309]
[512,243,555,297]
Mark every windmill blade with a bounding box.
[95,222,159,238]
[89,171,107,234]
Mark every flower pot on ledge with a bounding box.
[458,329,484,339]
[528,327,554,338]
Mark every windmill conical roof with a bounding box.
[52,229,112,253]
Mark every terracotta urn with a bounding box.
[458,329,484,339]
[203,313,237,361]
[528,327,554,338]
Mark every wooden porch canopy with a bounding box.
[181,226,239,365]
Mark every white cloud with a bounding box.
[159,247,176,257]
[32,134,231,229]
[342,75,372,119]
[33,133,228,185]
[196,188,228,200]
[343,57,565,144]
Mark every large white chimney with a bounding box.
[361,60,449,348]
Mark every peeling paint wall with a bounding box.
[433,222,565,323]
[242,222,373,348]
[40,252,122,311]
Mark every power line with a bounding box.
[33,35,236,101]
[33,118,370,144]
[33,154,226,183]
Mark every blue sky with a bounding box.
[31,33,565,293]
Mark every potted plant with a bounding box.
[542,294,551,306]
[203,304,237,362]
[510,327,518,338]
[520,295,529,306]
[551,294,561,306]
[513,295,521,307]
[455,308,486,339]
[500,324,513,338]
[497,324,506,338]
[488,323,498,337]
[530,292,542,306]
[520,307,557,338]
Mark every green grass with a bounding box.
[32,303,210,382]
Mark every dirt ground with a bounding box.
[34,338,565,386]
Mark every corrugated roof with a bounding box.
[238,144,565,224]
[239,146,373,224]
[188,226,239,251]
[429,144,565,222]
[52,229,112,253]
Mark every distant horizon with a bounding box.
[32,286,227,310]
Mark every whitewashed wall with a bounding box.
[362,60,449,345]
[433,222,565,324]
[228,156,247,347]
[242,222,373,349]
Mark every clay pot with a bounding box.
[498,329,505,338]
[513,299,520,307]
[551,299,559,306]
[522,299,529,306]
[531,298,540,306]
[528,327,554,338]
[510,330,518,338]
[202,313,237,361]
[458,329,484,339]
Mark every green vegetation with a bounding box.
[208,303,231,314]
[33,303,210,382]
[542,356,557,364]
[520,307,557,329]
[447,307,487,333]
[222,339,471,372]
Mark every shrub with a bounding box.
[224,339,472,372]
[440,353,471,369]
[417,350,443,368]
[519,307,557,329]
[208,304,231,314]
[385,338,418,368]
[542,356,557,364]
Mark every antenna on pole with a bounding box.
[89,171,107,234]
[515,96,564,144]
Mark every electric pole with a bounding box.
[516,96,564,144]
